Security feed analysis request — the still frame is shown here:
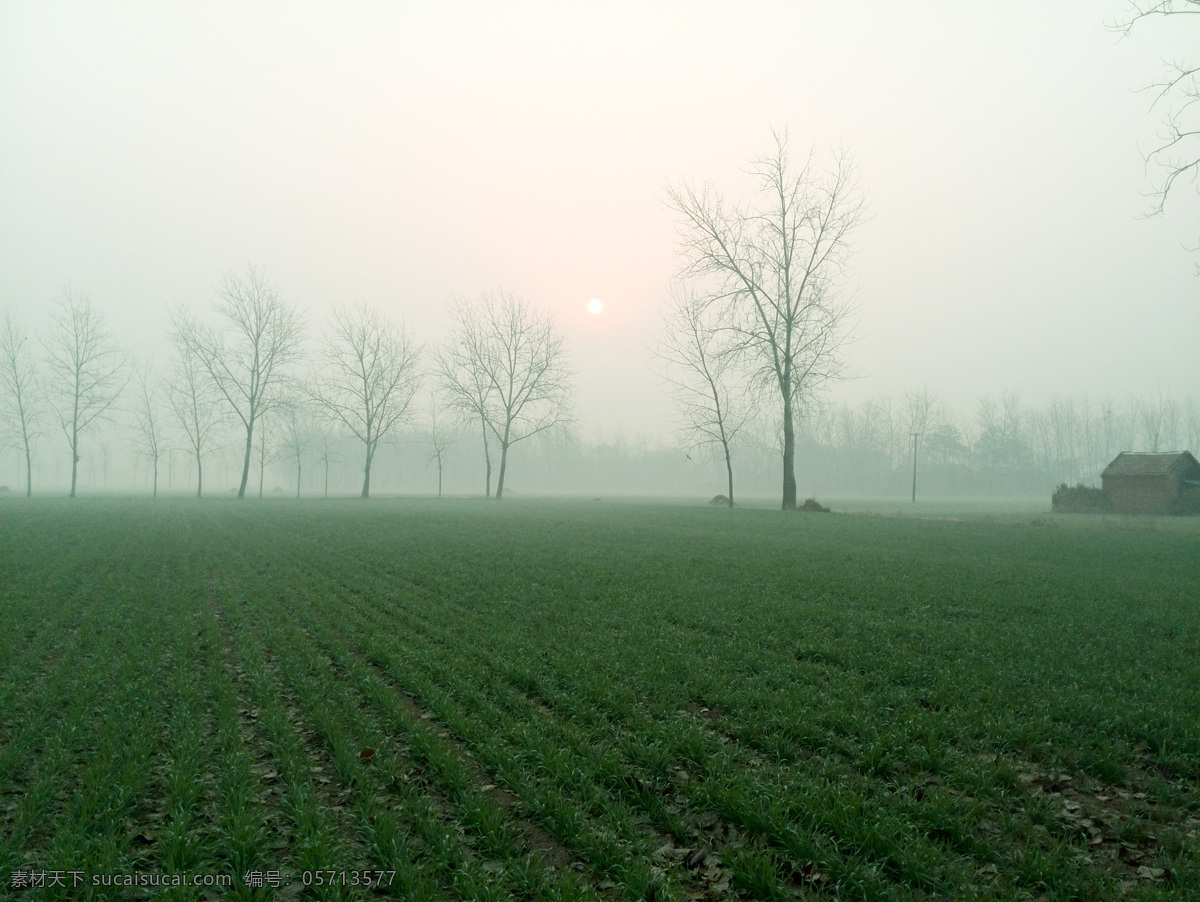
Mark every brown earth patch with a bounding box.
[1012,760,1198,892]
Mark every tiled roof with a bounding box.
[1101,451,1200,479]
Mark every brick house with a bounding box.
[1100,451,1200,515]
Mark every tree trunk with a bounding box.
[196,455,203,499]
[437,456,443,498]
[24,444,32,498]
[781,395,797,510]
[296,460,302,499]
[152,459,158,499]
[238,421,253,499]
[361,445,373,499]
[723,440,735,508]
[481,420,492,498]
[69,441,79,498]
[495,441,510,499]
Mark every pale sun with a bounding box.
[586,298,603,315]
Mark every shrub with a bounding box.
[799,498,831,513]
[1051,483,1110,514]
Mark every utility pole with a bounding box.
[911,431,922,503]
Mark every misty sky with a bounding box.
[2,2,1197,442]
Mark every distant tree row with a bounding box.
[3,114,1193,502]
[811,390,1200,485]
[5,272,1197,501]
[0,274,572,499]
[669,388,1200,502]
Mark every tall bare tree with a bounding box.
[439,292,573,499]
[172,266,304,499]
[668,132,867,509]
[165,339,226,498]
[435,306,496,497]
[654,285,753,506]
[43,290,127,497]
[310,303,421,499]
[130,363,168,498]
[0,307,43,497]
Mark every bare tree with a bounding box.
[256,411,278,499]
[422,392,459,499]
[439,291,573,499]
[315,426,339,499]
[130,363,168,498]
[0,307,43,497]
[1135,394,1180,450]
[1115,2,1200,223]
[1076,398,1104,478]
[860,393,903,473]
[172,266,304,499]
[654,284,753,506]
[43,290,127,497]
[436,305,497,497]
[904,388,940,438]
[1184,396,1200,451]
[165,338,226,498]
[310,303,421,499]
[668,131,867,509]
[278,398,315,499]
[976,393,1031,495]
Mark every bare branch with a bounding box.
[0,307,44,496]
[651,283,755,505]
[438,291,573,499]
[1115,1,1200,222]
[42,289,128,497]
[667,132,867,509]
[165,328,228,498]
[420,392,460,498]
[171,266,304,498]
[310,302,422,498]
[129,361,168,497]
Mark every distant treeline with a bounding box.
[2,282,1196,500]
[3,388,1197,501]
[777,390,1200,498]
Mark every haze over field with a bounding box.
[3,8,1200,888]
[0,2,1198,496]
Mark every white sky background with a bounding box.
[1,2,1197,443]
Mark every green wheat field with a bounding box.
[0,498,1197,901]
